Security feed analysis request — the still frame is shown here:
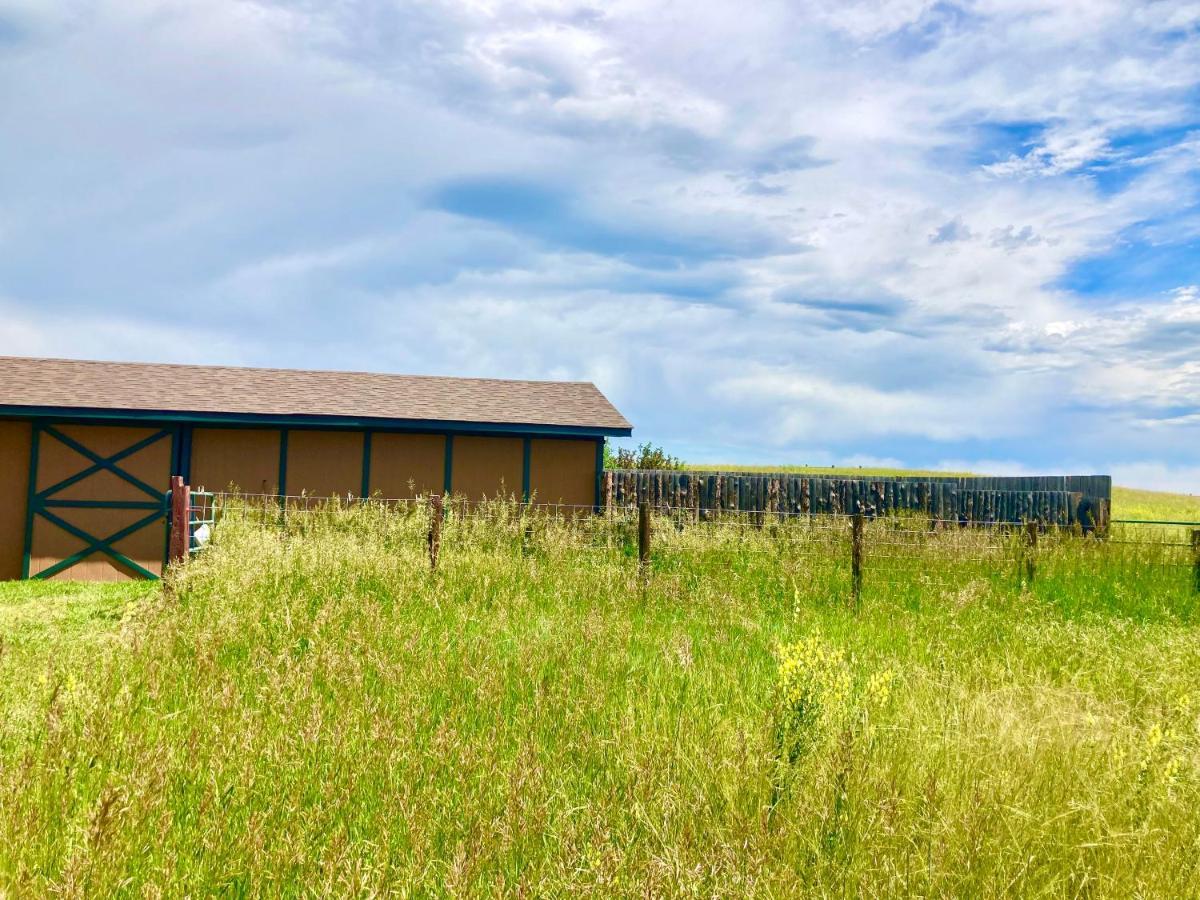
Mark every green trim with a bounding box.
[179,424,194,483]
[522,438,532,503]
[164,427,179,572]
[34,506,164,580]
[20,423,40,579]
[361,430,373,498]
[0,406,632,438]
[37,426,169,500]
[278,429,289,497]
[443,434,454,495]
[41,499,164,510]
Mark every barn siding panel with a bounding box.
[190,428,281,495]
[452,436,523,500]
[369,433,445,498]
[0,421,31,580]
[529,438,595,508]
[286,430,364,498]
[31,507,165,581]
[37,425,165,503]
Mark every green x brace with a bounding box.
[23,424,173,580]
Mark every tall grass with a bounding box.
[0,499,1197,896]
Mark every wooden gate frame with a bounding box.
[20,423,176,580]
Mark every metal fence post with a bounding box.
[1192,529,1200,594]
[428,494,443,571]
[851,511,864,608]
[638,502,651,570]
[1025,519,1038,585]
[168,475,189,566]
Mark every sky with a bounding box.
[0,0,1198,491]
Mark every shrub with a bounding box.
[605,441,684,470]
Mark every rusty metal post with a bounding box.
[638,502,651,570]
[851,511,864,608]
[428,494,443,571]
[168,475,189,566]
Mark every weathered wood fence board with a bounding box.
[605,471,1111,527]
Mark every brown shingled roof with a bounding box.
[0,356,632,432]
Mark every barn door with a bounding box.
[23,423,174,581]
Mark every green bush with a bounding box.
[605,440,684,470]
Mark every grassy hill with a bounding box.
[1112,485,1200,522]
[0,496,1197,895]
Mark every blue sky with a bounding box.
[0,0,1198,491]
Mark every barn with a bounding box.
[0,356,631,582]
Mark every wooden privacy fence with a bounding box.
[604,471,1111,528]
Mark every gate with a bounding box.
[22,423,175,580]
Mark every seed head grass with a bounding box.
[0,497,1197,895]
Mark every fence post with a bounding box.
[168,475,189,566]
[851,511,864,608]
[638,502,651,570]
[1024,519,1038,585]
[1192,529,1199,594]
[428,494,443,571]
[604,471,614,518]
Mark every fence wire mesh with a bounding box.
[183,490,1200,605]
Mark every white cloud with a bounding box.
[0,0,1197,485]
[1108,463,1200,495]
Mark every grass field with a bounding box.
[1113,485,1200,523]
[0,490,1197,895]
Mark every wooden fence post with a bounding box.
[851,511,864,608]
[428,494,443,571]
[168,475,189,566]
[638,502,651,570]
[1192,529,1199,594]
[604,471,614,518]
[1024,519,1038,585]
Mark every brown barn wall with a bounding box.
[29,424,171,581]
[31,508,165,581]
[451,436,523,500]
[190,428,281,495]
[286,430,364,498]
[0,421,32,580]
[369,433,445,497]
[529,438,596,508]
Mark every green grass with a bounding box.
[1113,485,1200,523]
[0,497,1197,895]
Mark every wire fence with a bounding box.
[175,490,1200,604]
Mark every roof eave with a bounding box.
[0,404,633,438]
